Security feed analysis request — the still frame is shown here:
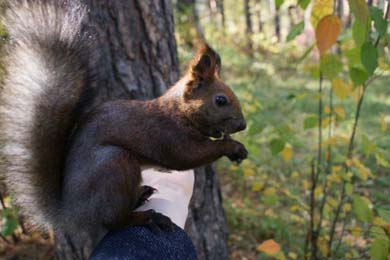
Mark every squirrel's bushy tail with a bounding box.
[0,0,90,230]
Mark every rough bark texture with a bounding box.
[185,166,229,260]
[54,0,229,259]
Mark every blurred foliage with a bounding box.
[0,0,389,259]
[175,0,390,259]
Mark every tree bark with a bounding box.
[54,0,228,259]
[244,0,254,55]
[185,166,229,260]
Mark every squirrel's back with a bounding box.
[0,0,91,230]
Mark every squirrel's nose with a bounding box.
[236,120,246,131]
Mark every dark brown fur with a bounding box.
[0,0,247,246]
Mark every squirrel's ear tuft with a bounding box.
[189,42,221,81]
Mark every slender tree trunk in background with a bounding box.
[274,9,281,42]
[244,0,254,55]
[54,0,228,259]
[368,0,373,6]
[269,0,280,42]
[193,0,205,39]
[216,0,226,27]
[256,0,263,33]
[274,8,282,42]
[337,0,344,21]
[176,0,205,44]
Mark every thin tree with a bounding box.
[244,0,254,55]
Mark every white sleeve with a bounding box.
[135,169,195,229]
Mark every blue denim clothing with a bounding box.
[90,224,197,260]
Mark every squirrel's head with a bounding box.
[181,43,246,138]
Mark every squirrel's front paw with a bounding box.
[226,141,248,164]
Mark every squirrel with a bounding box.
[0,0,247,242]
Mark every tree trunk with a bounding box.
[274,9,281,42]
[176,0,204,45]
[54,0,228,259]
[244,0,253,55]
[256,0,263,33]
[185,166,229,260]
[217,0,226,27]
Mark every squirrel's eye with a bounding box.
[215,95,228,106]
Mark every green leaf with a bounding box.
[275,0,284,9]
[345,183,353,196]
[304,115,318,129]
[362,135,377,155]
[378,208,390,222]
[270,138,285,155]
[346,47,363,68]
[263,194,279,206]
[352,19,370,47]
[376,152,390,168]
[370,238,389,260]
[298,0,310,9]
[349,67,368,86]
[370,226,387,239]
[1,213,18,237]
[361,41,378,76]
[287,22,305,42]
[370,6,388,36]
[348,0,370,23]
[248,120,266,135]
[320,54,342,80]
[352,195,373,222]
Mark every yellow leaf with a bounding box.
[327,173,342,183]
[332,79,351,100]
[303,180,310,190]
[244,168,255,178]
[345,252,353,260]
[373,217,387,226]
[315,186,323,198]
[311,0,334,28]
[334,106,346,118]
[317,236,329,256]
[230,164,239,171]
[288,252,298,259]
[323,137,336,146]
[291,171,300,179]
[324,105,331,113]
[346,159,353,167]
[353,159,373,180]
[264,187,277,196]
[351,226,362,237]
[328,197,338,207]
[257,239,281,255]
[343,203,352,212]
[290,205,300,212]
[281,145,293,162]
[381,114,387,132]
[332,166,342,173]
[315,15,342,55]
[322,117,331,128]
[252,182,263,192]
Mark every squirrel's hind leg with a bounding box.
[96,151,174,233]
